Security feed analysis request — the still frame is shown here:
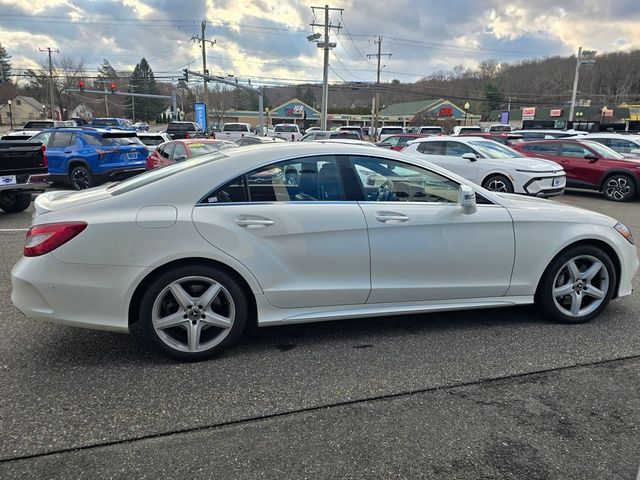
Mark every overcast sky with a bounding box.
[1,0,640,86]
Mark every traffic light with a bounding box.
[182,68,189,82]
[110,81,116,94]
[78,79,85,92]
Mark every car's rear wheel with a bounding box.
[0,192,32,213]
[482,174,514,193]
[536,245,616,324]
[139,265,248,361]
[70,165,94,190]
[602,174,635,202]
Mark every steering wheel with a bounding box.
[376,179,394,201]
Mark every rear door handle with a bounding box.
[375,212,409,224]
[64,149,72,153]
[234,216,274,228]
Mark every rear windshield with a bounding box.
[330,132,359,139]
[24,121,54,128]
[419,128,442,134]
[92,119,120,127]
[275,125,298,132]
[109,153,227,195]
[102,134,143,146]
[381,128,403,134]
[223,124,250,132]
[168,123,197,131]
[138,136,166,146]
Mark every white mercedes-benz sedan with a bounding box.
[11,143,638,360]
[402,136,566,197]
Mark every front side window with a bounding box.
[561,143,592,158]
[445,141,475,157]
[173,143,188,161]
[383,136,400,146]
[350,156,460,203]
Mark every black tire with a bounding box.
[602,174,636,202]
[0,192,32,213]
[482,174,514,193]
[69,165,95,190]
[138,264,248,361]
[535,245,616,324]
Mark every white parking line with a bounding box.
[0,228,28,232]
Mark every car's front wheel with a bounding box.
[70,165,95,190]
[139,265,248,361]
[482,174,514,193]
[536,245,616,324]
[602,174,636,202]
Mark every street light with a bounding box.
[464,102,470,126]
[575,111,584,129]
[569,47,597,122]
[7,99,13,129]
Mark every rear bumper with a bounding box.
[11,254,148,333]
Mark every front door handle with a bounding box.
[375,212,409,224]
[234,216,274,228]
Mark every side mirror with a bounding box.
[584,153,599,161]
[630,148,640,156]
[174,155,187,162]
[462,152,478,162]
[458,185,477,215]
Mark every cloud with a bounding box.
[0,0,639,85]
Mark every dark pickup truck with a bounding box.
[0,141,49,213]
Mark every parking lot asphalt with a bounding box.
[0,190,639,479]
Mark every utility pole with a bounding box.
[39,47,59,119]
[191,21,216,128]
[569,47,596,123]
[367,37,392,142]
[311,5,342,130]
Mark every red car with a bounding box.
[512,139,640,201]
[146,139,236,169]
[376,134,430,151]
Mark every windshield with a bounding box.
[467,140,522,159]
[580,140,625,159]
[169,123,196,131]
[420,128,442,134]
[490,125,511,132]
[109,153,227,195]
[92,119,119,126]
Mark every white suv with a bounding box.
[403,136,566,197]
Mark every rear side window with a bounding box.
[30,131,54,146]
[50,132,75,148]
[81,134,102,146]
[519,143,560,155]
[417,141,445,155]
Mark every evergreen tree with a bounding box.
[0,43,11,82]
[484,82,502,116]
[125,58,165,121]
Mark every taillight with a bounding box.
[41,145,48,168]
[211,132,216,139]
[145,155,154,170]
[185,132,190,139]
[24,222,87,257]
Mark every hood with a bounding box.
[497,193,617,227]
[499,156,563,172]
[34,185,112,216]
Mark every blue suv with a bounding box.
[30,128,148,190]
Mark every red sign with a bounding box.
[285,105,305,115]
[522,107,536,117]
[438,106,453,117]
[603,109,614,117]
[550,108,562,117]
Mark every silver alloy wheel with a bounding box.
[71,168,90,190]
[485,178,510,192]
[552,255,609,318]
[151,276,236,353]
[604,177,631,201]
